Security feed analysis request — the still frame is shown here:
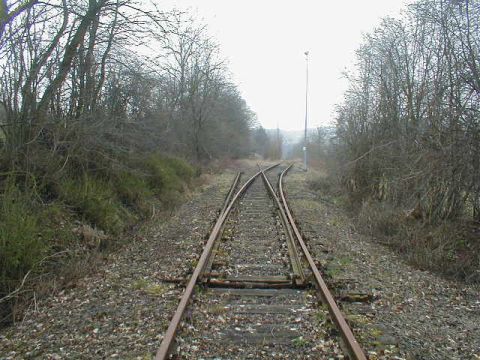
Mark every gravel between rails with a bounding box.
[172,164,344,359]
[174,287,343,359]
[284,165,480,360]
[213,173,291,278]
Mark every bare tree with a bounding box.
[335,0,480,221]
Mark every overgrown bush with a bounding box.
[310,174,480,282]
[308,176,335,195]
[145,154,191,194]
[0,180,49,324]
[113,170,153,216]
[56,176,130,235]
[163,156,196,182]
[329,0,480,282]
[0,181,47,289]
[356,200,480,282]
[356,201,403,238]
[0,147,197,326]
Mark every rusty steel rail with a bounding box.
[260,170,305,285]
[278,164,367,360]
[155,163,279,360]
[203,171,242,276]
[219,171,242,218]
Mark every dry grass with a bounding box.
[308,171,480,283]
[355,200,480,282]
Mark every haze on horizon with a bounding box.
[159,0,412,131]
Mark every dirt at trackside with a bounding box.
[285,166,480,360]
[1,161,478,359]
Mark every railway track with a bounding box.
[156,164,366,359]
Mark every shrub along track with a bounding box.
[156,164,366,359]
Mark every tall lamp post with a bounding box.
[303,50,309,171]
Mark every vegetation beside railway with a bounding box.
[298,0,480,283]
[0,2,267,326]
[308,169,479,283]
[0,148,197,325]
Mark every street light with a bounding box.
[303,50,309,171]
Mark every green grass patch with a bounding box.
[56,175,132,235]
[292,336,309,348]
[113,170,153,215]
[0,151,197,326]
[0,181,47,287]
[144,154,194,194]
[132,279,167,296]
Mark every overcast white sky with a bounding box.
[159,0,411,130]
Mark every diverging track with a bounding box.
[156,164,366,359]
